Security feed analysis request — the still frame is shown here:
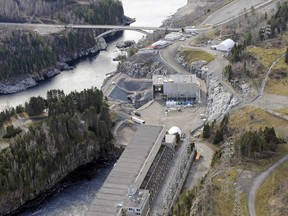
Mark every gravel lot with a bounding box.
[138,100,205,135]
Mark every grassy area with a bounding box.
[212,169,239,188]
[255,160,288,216]
[229,105,288,139]
[247,46,286,70]
[247,46,288,95]
[212,169,249,216]
[178,48,215,65]
[230,105,288,172]
[274,107,288,115]
[265,77,288,96]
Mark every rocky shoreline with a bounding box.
[0,37,108,95]
[0,15,135,95]
[9,157,118,216]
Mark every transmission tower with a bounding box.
[232,187,244,216]
[190,197,200,216]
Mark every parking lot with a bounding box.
[136,100,205,135]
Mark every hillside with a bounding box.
[0,0,127,93]
[0,88,116,215]
[170,2,288,216]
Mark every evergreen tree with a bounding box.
[213,129,223,144]
[25,96,46,116]
[202,124,211,138]
[224,65,232,81]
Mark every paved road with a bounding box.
[202,0,276,26]
[159,44,190,75]
[0,22,182,31]
[248,155,288,216]
[258,53,285,97]
[252,94,288,111]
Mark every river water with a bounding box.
[13,0,187,215]
[0,0,186,110]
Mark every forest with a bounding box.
[0,0,125,81]
[0,88,114,215]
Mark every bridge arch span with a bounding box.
[95,28,151,40]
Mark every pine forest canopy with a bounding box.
[0,0,125,81]
[0,87,114,215]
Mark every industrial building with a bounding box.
[152,74,200,104]
[85,124,174,216]
[84,124,193,216]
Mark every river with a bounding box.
[13,0,187,215]
[0,0,187,110]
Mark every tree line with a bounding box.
[235,127,281,158]
[0,87,114,215]
[202,114,283,159]
[264,1,288,39]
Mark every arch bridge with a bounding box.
[0,22,182,36]
[95,28,151,39]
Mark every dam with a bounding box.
[85,124,195,216]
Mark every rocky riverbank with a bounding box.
[0,14,136,95]
[0,37,107,94]
[118,51,175,78]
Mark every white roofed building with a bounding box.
[151,40,172,49]
[168,126,182,136]
[212,38,235,52]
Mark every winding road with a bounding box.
[247,52,288,216]
[248,155,288,216]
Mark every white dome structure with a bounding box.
[168,126,182,136]
[216,38,235,52]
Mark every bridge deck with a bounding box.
[0,22,182,32]
[85,124,165,216]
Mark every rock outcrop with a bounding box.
[116,40,135,49]
[175,52,207,74]
[0,78,38,94]
[119,52,175,78]
[205,78,239,121]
